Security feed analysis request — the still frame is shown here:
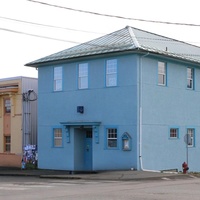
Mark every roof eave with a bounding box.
[25,47,200,67]
[141,50,200,66]
[25,48,141,67]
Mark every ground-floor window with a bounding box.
[169,128,179,139]
[53,128,62,147]
[107,128,117,148]
[4,136,11,152]
[187,128,195,147]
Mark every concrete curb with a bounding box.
[39,173,192,181]
[0,169,197,181]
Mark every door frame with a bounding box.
[84,129,93,171]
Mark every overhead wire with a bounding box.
[0,20,181,45]
[27,0,200,27]
[0,16,105,35]
[1,16,200,46]
[0,1,200,46]
[0,16,192,43]
[0,1,200,57]
[0,27,81,43]
[1,27,200,58]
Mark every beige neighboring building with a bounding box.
[0,77,37,167]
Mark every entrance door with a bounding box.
[84,130,92,171]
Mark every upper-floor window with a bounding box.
[158,62,166,86]
[106,59,117,87]
[187,67,194,89]
[78,63,88,89]
[54,66,62,91]
[187,128,195,147]
[107,128,117,148]
[53,128,62,147]
[4,99,11,114]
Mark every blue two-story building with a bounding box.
[26,26,200,172]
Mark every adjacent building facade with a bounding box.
[0,77,37,167]
[26,26,200,172]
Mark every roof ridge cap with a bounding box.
[126,26,140,48]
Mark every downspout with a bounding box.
[127,26,160,172]
[139,52,160,172]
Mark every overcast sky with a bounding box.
[0,0,200,79]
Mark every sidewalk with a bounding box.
[0,168,195,181]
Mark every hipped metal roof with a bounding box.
[25,26,200,66]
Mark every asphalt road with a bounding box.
[0,176,199,199]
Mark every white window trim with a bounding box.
[53,128,63,147]
[4,136,11,152]
[169,128,178,139]
[106,59,117,87]
[54,66,62,91]
[187,128,194,147]
[158,62,166,86]
[187,67,194,89]
[78,63,88,89]
[107,128,118,148]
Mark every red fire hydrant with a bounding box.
[182,162,189,174]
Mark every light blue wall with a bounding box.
[37,54,139,171]
[38,52,200,172]
[141,56,200,171]
[92,125,137,170]
[37,126,69,170]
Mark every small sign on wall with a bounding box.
[122,132,132,151]
[77,106,84,114]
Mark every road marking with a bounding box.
[189,175,198,179]
[0,186,27,191]
[161,177,171,181]
[0,183,52,191]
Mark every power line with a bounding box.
[1,27,200,60]
[1,26,200,53]
[27,0,200,27]
[0,27,80,43]
[0,16,104,35]
[1,15,200,47]
[1,15,200,45]
[0,15,186,43]
[1,3,199,45]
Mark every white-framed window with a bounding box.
[170,128,178,139]
[4,99,11,113]
[4,136,11,152]
[107,128,117,148]
[78,63,88,89]
[187,67,194,89]
[53,128,62,147]
[54,66,62,91]
[158,62,166,86]
[187,128,195,147]
[106,59,117,87]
